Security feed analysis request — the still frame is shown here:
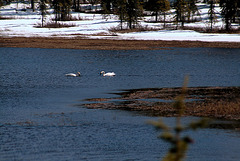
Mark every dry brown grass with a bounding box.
[109,23,240,34]
[109,25,160,33]
[1,37,239,50]
[35,21,76,28]
[0,16,12,20]
[181,26,240,34]
[191,99,240,120]
[82,87,240,120]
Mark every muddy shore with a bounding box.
[82,87,240,121]
[1,37,240,50]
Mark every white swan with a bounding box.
[100,71,116,77]
[65,72,81,77]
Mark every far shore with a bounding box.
[0,37,240,50]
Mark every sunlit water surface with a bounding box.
[1,47,240,161]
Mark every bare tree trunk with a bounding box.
[155,11,158,22]
[164,12,166,28]
[31,0,35,12]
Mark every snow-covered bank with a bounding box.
[0,2,239,42]
[92,30,240,42]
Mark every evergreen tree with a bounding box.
[114,0,127,29]
[145,0,170,24]
[52,0,72,21]
[72,0,77,11]
[125,0,143,29]
[208,0,217,31]
[159,0,170,28]
[0,0,3,17]
[76,0,81,12]
[40,0,49,27]
[148,76,209,161]
[112,0,142,29]
[174,0,187,28]
[186,0,199,22]
[73,0,81,12]
[238,1,240,25]
[220,0,238,31]
[0,0,3,8]
[145,0,162,22]
[52,0,60,22]
[61,0,72,20]
[101,0,113,13]
[231,0,239,23]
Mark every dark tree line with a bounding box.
[52,0,72,21]
[0,0,3,7]
[1,0,239,31]
[144,0,170,27]
[219,0,239,31]
[99,0,143,29]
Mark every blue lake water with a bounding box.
[0,47,240,161]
